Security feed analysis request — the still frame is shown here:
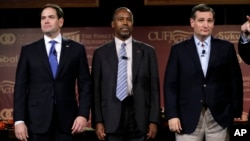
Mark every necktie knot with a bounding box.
[49,40,57,45]
[200,42,206,48]
[49,40,57,54]
[119,43,127,60]
[121,42,126,48]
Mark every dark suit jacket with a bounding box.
[14,38,91,134]
[91,39,160,133]
[164,36,243,134]
[238,39,250,64]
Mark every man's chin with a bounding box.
[43,31,53,36]
[120,33,130,39]
[201,32,211,36]
[199,33,211,38]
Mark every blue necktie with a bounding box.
[116,43,127,101]
[49,40,58,78]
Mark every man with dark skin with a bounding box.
[91,7,160,141]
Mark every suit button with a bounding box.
[203,84,206,87]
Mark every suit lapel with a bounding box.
[106,41,119,76]
[132,40,143,82]
[56,38,70,78]
[36,38,54,78]
[186,37,205,78]
[206,37,217,77]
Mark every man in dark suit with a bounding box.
[91,7,160,141]
[238,15,250,64]
[164,4,243,141]
[13,4,91,141]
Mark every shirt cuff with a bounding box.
[14,121,24,126]
[241,33,250,44]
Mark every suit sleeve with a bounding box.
[238,38,250,64]
[91,49,103,125]
[77,45,92,119]
[14,46,29,122]
[149,48,161,124]
[163,45,179,120]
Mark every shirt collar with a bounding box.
[194,35,211,47]
[114,36,132,47]
[44,34,62,44]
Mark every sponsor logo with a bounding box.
[0,55,18,67]
[0,80,15,94]
[63,31,80,42]
[215,31,240,43]
[0,33,16,45]
[0,108,13,120]
[148,30,193,43]
[147,30,240,44]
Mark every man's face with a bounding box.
[190,11,214,40]
[111,8,133,41]
[40,7,64,38]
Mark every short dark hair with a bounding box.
[41,3,64,19]
[112,7,134,22]
[190,4,215,19]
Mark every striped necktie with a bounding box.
[116,43,127,101]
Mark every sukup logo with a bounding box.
[215,31,240,43]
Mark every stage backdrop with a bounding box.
[0,26,249,127]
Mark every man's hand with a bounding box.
[241,15,250,38]
[15,122,28,141]
[71,116,88,134]
[146,123,157,140]
[168,118,182,134]
[95,123,106,140]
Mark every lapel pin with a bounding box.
[66,45,69,48]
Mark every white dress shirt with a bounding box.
[194,36,211,76]
[115,36,133,95]
[44,34,62,63]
